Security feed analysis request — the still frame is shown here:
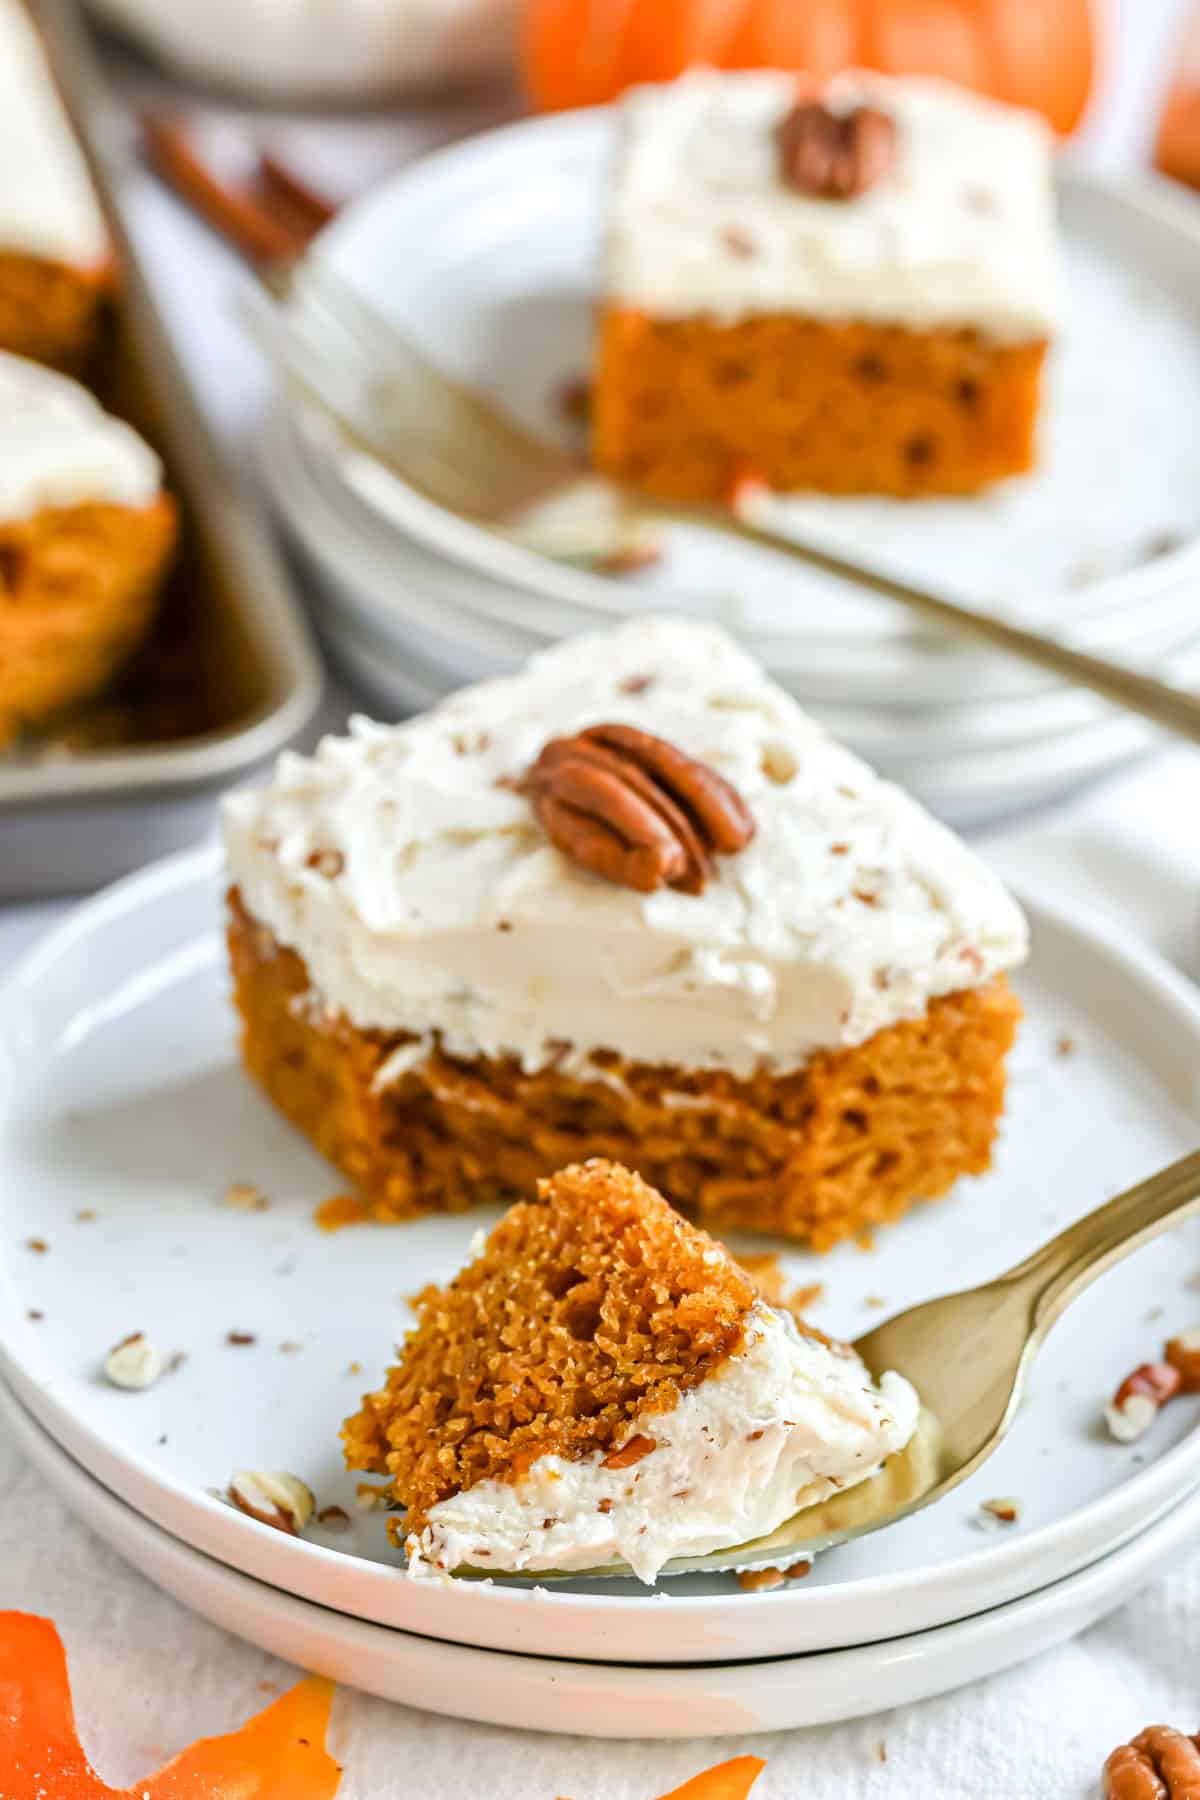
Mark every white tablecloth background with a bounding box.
[4,2,1200,1791]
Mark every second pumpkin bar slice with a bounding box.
[593,69,1060,499]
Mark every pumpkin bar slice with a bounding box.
[343,1159,920,1583]
[224,615,1027,1248]
[0,0,112,373]
[0,351,177,747]
[594,69,1060,499]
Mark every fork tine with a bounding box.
[246,284,533,516]
[297,260,574,475]
[244,279,650,558]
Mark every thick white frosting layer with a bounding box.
[0,352,163,526]
[224,618,1028,1080]
[408,1304,919,1584]
[0,0,107,269]
[605,69,1060,343]
[89,0,517,98]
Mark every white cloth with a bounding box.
[3,2,1200,1792]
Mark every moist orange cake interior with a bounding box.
[228,887,1021,1250]
[594,312,1047,501]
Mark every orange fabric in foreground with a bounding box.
[561,1758,767,1800]
[593,310,1047,502]
[0,1611,763,1799]
[228,890,1020,1250]
[1,1612,340,1800]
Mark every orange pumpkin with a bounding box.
[522,0,1094,135]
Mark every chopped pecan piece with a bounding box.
[778,100,897,200]
[525,723,755,895]
[103,1332,166,1392]
[1165,1328,1200,1392]
[228,1470,315,1535]
[975,1496,1022,1529]
[602,1434,657,1471]
[1104,1726,1200,1798]
[738,1566,785,1592]
[1105,1362,1182,1442]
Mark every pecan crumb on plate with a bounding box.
[975,1496,1022,1529]
[228,1470,315,1535]
[103,1332,166,1392]
[1105,1362,1181,1442]
[1165,1328,1200,1391]
[223,1180,270,1212]
[317,1505,352,1532]
[738,1566,785,1593]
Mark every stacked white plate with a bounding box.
[257,108,1200,829]
[3,847,1200,1733]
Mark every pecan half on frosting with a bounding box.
[524,723,755,895]
[778,100,897,200]
[1104,1726,1200,1799]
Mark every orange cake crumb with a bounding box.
[314,1193,370,1232]
[228,890,1021,1251]
[341,1160,758,1533]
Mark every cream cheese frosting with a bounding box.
[605,69,1060,343]
[0,352,163,526]
[223,617,1028,1081]
[407,1302,920,1584]
[89,0,517,99]
[0,0,107,269]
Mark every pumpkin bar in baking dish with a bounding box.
[224,617,1027,1248]
[593,69,1061,500]
[0,0,111,374]
[0,351,177,748]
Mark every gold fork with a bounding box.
[523,1148,1200,1582]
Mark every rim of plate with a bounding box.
[286,113,1200,651]
[2,843,1200,1663]
[4,1371,1199,1738]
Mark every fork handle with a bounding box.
[1003,1147,1200,1332]
[699,509,1200,748]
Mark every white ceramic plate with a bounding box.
[278,111,1200,668]
[1,848,1200,1666]
[5,1375,1197,1738]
